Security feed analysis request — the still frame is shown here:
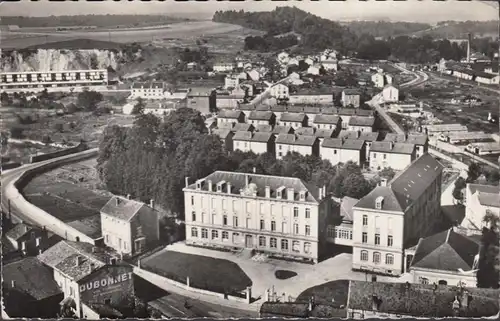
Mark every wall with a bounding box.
[320,147,361,166]
[29,143,88,163]
[289,95,332,105]
[276,144,314,159]
[410,268,476,288]
[133,206,160,252]
[1,162,21,170]
[349,125,373,133]
[370,152,412,171]
[101,213,132,255]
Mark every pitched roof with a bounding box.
[280,113,307,123]
[185,171,320,203]
[347,280,499,317]
[238,104,256,111]
[301,106,322,114]
[269,105,287,112]
[338,130,380,141]
[2,257,63,301]
[255,124,273,132]
[276,134,317,146]
[272,125,294,135]
[217,122,234,130]
[384,133,428,146]
[314,129,335,139]
[371,141,415,154]
[233,131,253,141]
[212,128,232,139]
[314,114,341,124]
[411,228,479,271]
[340,196,359,222]
[354,186,404,212]
[287,106,305,113]
[218,109,244,119]
[348,116,375,127]
[5,223,36,241]
[100,196,147,221]
[295,127,315,136]
[232,123,254,132]
[424,123,468,132]
[478,192,500,208]
[322,138,364,150]
[233,131,272,143]
[343,89,361,95]
[248,111,274,121]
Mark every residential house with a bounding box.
[183,171,333,263]
[37,241,134,318]
[130,82,166,100]
[369,141,416,171]
[322,60,338,71]
[384,133,429,159]
[238,103,257,119]
[213,62,235,73]
[212,129,234,151]
[233,123,255,132]
[341,89,361,108]
[276,134,319,159]
[278,113,308,129]
[323,108,374,130]
[217,109,245,124]
[463,184,500,235]
[422,123,468,137]
[224,76,240,89]
[294,127,335,143]
[247,70,260,81]
[307,65,321,75]
[4,223,49,256]
[326,196,358,246]
[348,116,375,133]
[248,111,276,126]
[187,88,216,115]
[270,83,290,99]
[100,196,160,255]
[338,130,380,161]
[475,71,499,85]
[312,114,342,131]
[268,105,287,120]
[347,280,499,318]
[320,138,366,166]
[3,257,64,318]
[301,106,322,126]
[289,88,334,105]
[407,228,479,287]
[233,131,275,155]
[271,125,295,139]
[371,73,386,88]
[216,93,245,109]
[352,154,444,275]
[382,84,400,103]
[255,124,273,133]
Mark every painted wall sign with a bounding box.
[79,272,132,292]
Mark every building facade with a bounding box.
[276,134,319,159]
[382,85,399,103]
[183,171,333,263]
[369,142,416,171]
[320,139,366,166]
[0,69,108,90]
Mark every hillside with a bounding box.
[213,6,358,54]
[422,20,499,38]
[344,21,431,38]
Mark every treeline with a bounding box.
[96,108,378,219]
[345,21,431,38]
[0,15,188,28]
[431,20,498,38]
[214,7,476,63]
[244,34,298,52]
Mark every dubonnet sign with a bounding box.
[79,272,133,292]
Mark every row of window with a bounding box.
[362,215,394,230]
[360,251,394,265]
[361,232,393,246]
[190,227,312,254]
[190,202,311,219]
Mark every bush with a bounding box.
[275,270,298,280]
[10,127,24,139]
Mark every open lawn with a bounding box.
[296,279,350,306]
[24,194,100,222]
[141,250,252,295]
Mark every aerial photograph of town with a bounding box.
[0,0,499,319]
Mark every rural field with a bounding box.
[0,21,256,49]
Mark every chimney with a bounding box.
[185,177,190,188]
[126,194,131,200]
[21,241,26,251]
[75,256,82,267]
[318,187,323,200]
[322,185,326,197]
[265,186,271,198]
[245,174,249,187]
[11,280,15,288]
[227,182,232,194]
[150,199,154,209]
[35,237,41,247]
[389,141,394,150]
[116,197,120,206]
[253,167,256,173]
[89,262,95,273]
[287,188,294,201]
[206,180,212,192]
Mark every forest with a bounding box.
[96,108,382,218]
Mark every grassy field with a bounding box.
[296,279,350,306]
[141,250,252,294]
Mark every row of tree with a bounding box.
[244,34,299,52]
[96,108,382,219]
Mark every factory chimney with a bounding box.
[467,33,472,63]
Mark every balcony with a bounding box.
[326,225,353,247]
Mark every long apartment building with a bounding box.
[183,172,333,263]
[0,69,108,90]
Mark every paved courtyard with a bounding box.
[166,242,401,301]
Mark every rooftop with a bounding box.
[185,171,321,203]
[272,125,294,135]
[101,196,152,222]
[280,112,307,123]
[322,108,373,117]
[384,133,428,146]
[348,116,375,127]
[314,114,341,125]
[211,128,232,139]
[5,223,38,241]
[343,89,361,96]
[348,280,499,317]
[322,138,364,151]
[2,257,63,301]
[290,87,333,96]
[371,141,415,154]
[424,123,468,132]
[255,124,273,132]
[338,130,380,141]
[218,109,244,119]
[276,133,317,146]
[248,111,274,121]
[411,228,479,272]
[233,131,273,143]
[340,196,359,222]
[131,81,165,90]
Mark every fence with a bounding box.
[29,142,88,163]
[1,162,21,171]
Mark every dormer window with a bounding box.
[375,196,384,210]
[196,182,201,190]
[217,185,222,192]
[277,191,282,198]
[299,191,306,201]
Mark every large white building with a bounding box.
[382,84,399,103]
[462,183,500,235]
[351,154,444,276]
[0,69,108,90]
[183,172,334,263]
[369,141,416,171]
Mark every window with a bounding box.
[292,241,300,252]
[281,239,289,251]
[305,225,311,236]
[270,237,277,248]
[211,230,218,239]
[271,221,276,231]
[385,254,394,265]
[282,222,287,233]
[260,220,265,230]
[304,242,311,254]
[259,236,266,247]
[105,234,109,242]
[419,277,429,285]
[293,223,299,234]
[246,201,251,213]
[375,234,380,245]
[232,200,237,211]
[334,149,337,155]
[222,231,229,240]
[212,214,216,224]
[360,250,368,261]
[293,207,299,218]
[362,232,368,243]
[191,196,194,205]
[222,199,227,210]
[373,252,381,264]
[387,218,393,231]
[387,235,393,247]
[383,154,387,160]
[233,216,238,227]
[246,218,251,228]
[373,153,377,158]
[305,208,310,219]
[362,215,368,226]
[201,228,208,239]
[192,211,196,222]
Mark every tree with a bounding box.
[379,167,396,181]
[1,131,9,147]
[342,172,373,199]
[477,210,500,289]
[9,127,24,139]
[132,97,145,115]
[41,135,52,145]
[54,123,64,133]
[77,90,103,111]
[467,162,482,183]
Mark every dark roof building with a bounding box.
[280,113,308,123]
[276,134,317,146]
[371,141,415,155]
[384,133,428,146]
[348,116,375,127]
[313,114,341,125]
[248,111,274,121]
[255,124,273,132]
[322,138,365,151]
[218,110,245,120]
[338,130,380,141]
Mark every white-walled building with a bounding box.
[217,109,246,124]
[369,141,416,171]
[352,154,444,276]
[0,69,108,90]
[341,89,361,108]
[320,138,366,166]
[183,171,334,263]
[130,82,166,100]
[233,131,275,155]
[269,83,290,99]
[382,84,400,103]
[348,116,375,133]
[462,184,500,235]
[407,228,479,287]
[371,73,386,88]
[247,111,276,126]
[213,62,236,73]
[307,65,321,75]
[276,134,319,159]
[321,60,338,71]
[312,114,341,131]
[100,196,160,256]
[278,113,308,129]
[225,76,240,89]
[338,130,380,161]
[384,133,429,159]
